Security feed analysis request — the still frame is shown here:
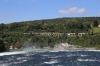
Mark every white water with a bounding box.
[77,59,100,62]
[0,49,100,56]
[44,59,58,64]
[0,51,26,56]
[0,50,100,66]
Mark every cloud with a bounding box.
[59,7,87,14]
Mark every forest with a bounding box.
[0,17,100,52]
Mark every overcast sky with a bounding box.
[0,0,100,23]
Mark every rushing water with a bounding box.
[0,50,100,66]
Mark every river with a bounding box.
[0,50,100,66]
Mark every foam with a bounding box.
[44,59,58,64]
[78,59,100,62]
[0,49,99,56]
[0,51,26,56]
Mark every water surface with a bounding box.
[0,50,100,66]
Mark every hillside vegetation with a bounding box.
[0,17,100,51]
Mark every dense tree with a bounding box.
[0,38,6,52]
[93,20,99,27]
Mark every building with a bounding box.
[98,24,100,27]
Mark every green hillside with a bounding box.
[0,17,100,51]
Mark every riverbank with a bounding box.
[8,43,96,52]
[9,45,96,52]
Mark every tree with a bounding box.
[93,20,99,27]
[0,38,6,52]
[0,23,5,39]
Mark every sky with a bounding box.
[0,0,100,23]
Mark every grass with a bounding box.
[93,27,100,33]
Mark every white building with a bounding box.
[98,24,100,27]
